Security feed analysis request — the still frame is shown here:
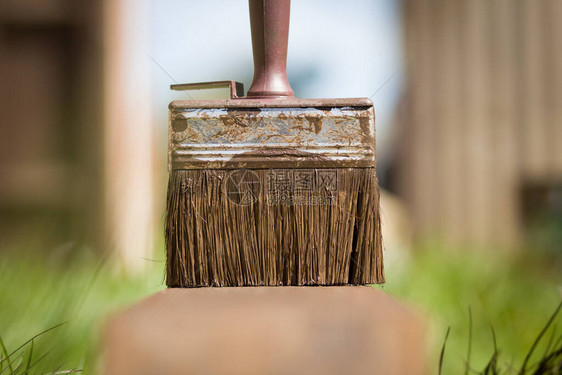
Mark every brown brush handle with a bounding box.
[247,0,294,98]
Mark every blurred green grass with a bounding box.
[0,246,166,373]
[0,242,560,373]
[383,244,562,373]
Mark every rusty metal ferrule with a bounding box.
[168,98,376,170]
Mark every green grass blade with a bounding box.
[0,335,13,374]
[541,324,556,358]
[18,349,53,375]
[465,307,472,375]
[10,356,24,375]
[438,326,451,375]
[0,352,24,375]
[481,326,499,375]
[25,340,33,372]
[519,300,562,374]
[0,322,66,367]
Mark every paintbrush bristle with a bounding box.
[165,168,384,287]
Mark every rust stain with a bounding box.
[359,116,374,143]
[220,109,262,129]
[305,116,322,134]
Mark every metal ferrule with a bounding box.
[168,98,376,170]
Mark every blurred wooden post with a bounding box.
[400,0,562,248]
[553,0,562,174]
[102,287,426,375]
[103,0,153,270]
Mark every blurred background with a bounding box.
[0,0,560,373]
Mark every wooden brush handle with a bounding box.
[247,0,295,98]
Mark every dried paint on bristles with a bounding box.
[165,168,384,287]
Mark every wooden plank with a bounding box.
[489,0,520,246]
[521,0,549,179]
[434,0,464,243]
[103,0,154,270]
[547,0,562,175]
[407,0,438,237]
[463,0,493,244]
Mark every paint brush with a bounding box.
[165,0,383,287]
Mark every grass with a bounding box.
[383,244,562,374]
[0,244,166,373]
[436,302,562,374]
[0,241,560,373]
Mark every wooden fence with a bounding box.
[399,0,562,246]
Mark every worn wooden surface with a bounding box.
[102,287,426,375]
